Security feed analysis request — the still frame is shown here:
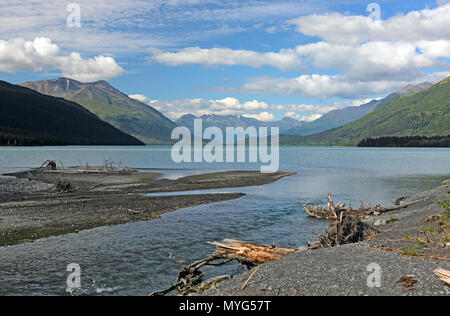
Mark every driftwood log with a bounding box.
[149,239,296,296]
[39,160,57,171]
[433,268,450,286]
[208,239,296,267]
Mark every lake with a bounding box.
[0,146,449,295]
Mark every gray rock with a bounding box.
[374,219,388,226]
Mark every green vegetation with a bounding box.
[437,182,450,243]
[358,135,450,147]
[0,127,65,146]
[402,246,422,257]
[0,81,144,146]
[20,78,177,144]
[387,217,399,223]
[280,77,450,146]
[423,226,436,234]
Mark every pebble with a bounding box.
[374,219,388,226]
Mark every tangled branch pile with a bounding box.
[150,256,229,296]
[303,193,411,220]
[149,239,296,296]
[305,194,383,249]
[309,212,371,249]
[55,181,74,193]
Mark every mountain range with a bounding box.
[285,82,433,136]
[176,114,304,134]
[3,75,448,147]
[280,77,450,146]
[0,81,144,146]
[20,78,177,144]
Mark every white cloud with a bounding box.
[302,114,322,122]
[204,4,449,98]
[285,112,322,122]
[417,40,450,59]
[242,112,275,121]
[0,37,124,82]
[129,94,159,104]
[223,72,450,98]
[150,47,305,71]
[0,0,323,53]
[59,53,124,82]
[151,5,450,98]
[131,93,340,122]
[349,98,379,107]
[265,26,277,34]
[273,104,337,113]
[131,96,272,120]
[295,41,444,82]
[3,1,448,103]
[0,0,169,53]
[222,74,393,98]
[286,6,450,85]
[129,94,150,103]
[214,5,450,99]
[213,97,269,111]
[288,4,450,45]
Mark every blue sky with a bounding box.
[1,0,450,121]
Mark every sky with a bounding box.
[1,0,450,122]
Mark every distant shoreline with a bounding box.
[358,135,450,148]
[2,143,449,148]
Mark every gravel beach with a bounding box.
[203,243,449,296]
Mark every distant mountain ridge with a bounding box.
[285,82,433,136]
[20,78,177,144]
[279,78,449,146]
[176,114,304,133]
[0,81,144,146]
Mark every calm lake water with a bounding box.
[0,146,449,295]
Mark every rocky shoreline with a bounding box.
[201,181,450,296]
